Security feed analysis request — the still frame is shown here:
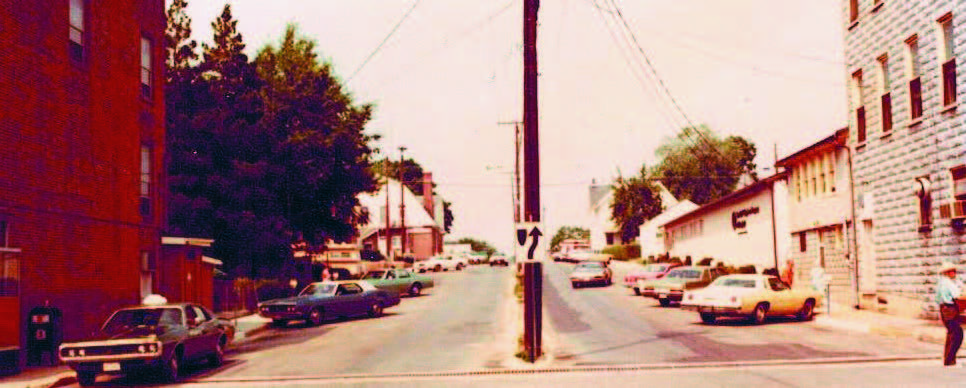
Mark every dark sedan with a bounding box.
[258,280,401,326]
[59,300,232,386]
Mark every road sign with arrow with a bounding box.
[516,222,545,261]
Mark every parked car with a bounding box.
[624,262,683,295]
[414,254,463,272]
[681,274,823,324]
[489,255,509,266]
[640,266,724,307]
[258,280,400,326]
[570,261,613,288]
[58,296,234,386]
[571,250,611,265]
[363,268,435,296]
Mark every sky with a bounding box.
[178,0,848,255]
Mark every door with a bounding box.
[335,284,365,316]
[182,306,207,361]
[767,278,795,314]
[390,270,408,294]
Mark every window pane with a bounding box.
[141,38,151,69]
[70,0,84,29]
[944,20,955,60]
[69,28,83,45]
[1,253,19,297]
[0,220,6,247]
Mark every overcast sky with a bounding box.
[179,0,848,255]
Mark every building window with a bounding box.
[916,177,932,231]
[140,37,153,100]
[906,35,923,120]
[939,14,956,107]
[605,233,615,246]
[0,252,19,297]
[849,0,859,23]
[0,220,7,248]
[69,0,85,62]
[140,146,152,217]
[139,251,155,300]
[852,70,866,142]
[829,154,837,193]
[799,233,807,252]
[878,54,893,132]
[952,166,966,200]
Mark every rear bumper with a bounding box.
[681,305,744,316]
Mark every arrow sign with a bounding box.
[515,222,545,261]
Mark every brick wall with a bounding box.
[0,0,166,357]
[844,0,966,318]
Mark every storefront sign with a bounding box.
[731,206,760,231]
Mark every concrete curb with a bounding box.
[813,315,947,345]
[23,371,75,388]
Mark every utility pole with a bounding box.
[385,175,391,263]
[498,121,523,223]
[521,0,542,364]
[399,146,407,259]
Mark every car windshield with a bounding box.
[713,278,758,288]
[666,269,702,279]
[102,308,183,333]
[643,264,669,272]
[364,271,386,279]
[300,283,337,296]
[575,264,603,271]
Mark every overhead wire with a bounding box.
[346,0,421,83]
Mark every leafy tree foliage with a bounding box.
[610,166,663,242]
[651,125,757,205]
[442,201,454,233]
[165,14,378,278]
[456,237,498,258]
[550,226,590,252]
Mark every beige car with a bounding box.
[680,274,823,324]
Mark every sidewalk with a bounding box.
[813,302,947,345]
[6,312,272,388]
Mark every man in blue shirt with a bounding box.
[936,262,963,366]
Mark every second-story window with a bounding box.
[69,0,85,62]
[0,220,8,248]
[141,37,153,100]
[852,70,866,142]
[878,54,893,132]
[849,0,859,24]
[952,166,966,200]
[939,13,956,107]
[828,152,837,192]
[906,35,923,120]
[140,145,152,217]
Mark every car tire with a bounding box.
[659,298,671,307]
[209,335,226,367]
[700,313,717,324]
[162,348,182,382]
[368,302,384,318]
[409,283,423,296]
[750,303,768,325]
[76,372,97,387]
[309,307,325,326]
[271,319,288,327]
[572,282,580,289]
[796,300,816,321]
[633,287,640,296]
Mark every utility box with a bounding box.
[26,306,61,366]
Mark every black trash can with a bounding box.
[26,306,62,366]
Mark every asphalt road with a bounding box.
[542,260,938,366]
[64,264,514,387]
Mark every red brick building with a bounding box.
[0,0,166,369]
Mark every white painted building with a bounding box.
[587,184,619,251]
[843,0,966,318]
[638,183,698,259]
[662,174,790,271]
[776,128,859,305]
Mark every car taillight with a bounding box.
[687,294,694,300]
[730,296,738,303]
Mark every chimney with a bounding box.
[422,172,434,217]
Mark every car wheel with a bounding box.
[750,303,768,325]
[368,302,384,318]
[271,319,288,327]
[633,287,641,296]
[796,300,816,321]
[700,313,717,324]
[209,335,226,367]
[76,372,97,387]
[659,298,671,307]
[409,283,423,296]
[571,282,580,289]
[309,307,325,326]
[162,348,182,382]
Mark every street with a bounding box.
[543,261,937,365]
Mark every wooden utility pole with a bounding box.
[399,146,407,258]
[385,177,391,263]
[521,0,542,364]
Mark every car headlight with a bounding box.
[138,345,146,353]
[287,306,297,312]
[148,343,159,352]
[78,349,85,357]
[68,349,76,357]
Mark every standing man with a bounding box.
[936,262,963,366]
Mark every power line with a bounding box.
[346,0,421,83]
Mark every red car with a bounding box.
[624,263,683,295]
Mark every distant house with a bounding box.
[587,184,620,250]
[638,183,698,259]
[355,173,445,262]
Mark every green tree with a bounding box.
[651,125,757,205]
[165,0,198,81]
[442,201,454,233]
[456,237,497,258]
[550,226,590,252]
[611,166,663,242]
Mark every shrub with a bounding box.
[603,244,642,261]
[254,279,295,301]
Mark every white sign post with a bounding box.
[515,222,546,262]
